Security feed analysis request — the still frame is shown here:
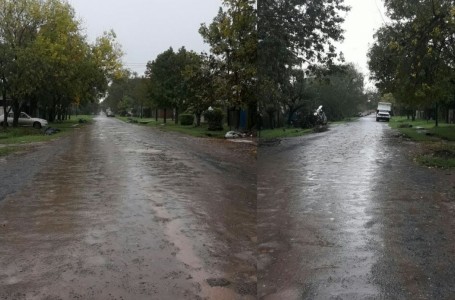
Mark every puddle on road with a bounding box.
[259,118,389,299]
[151,201,245,300]
[1,117,256,299]
[123,148,162,155]
[85,255,107,267]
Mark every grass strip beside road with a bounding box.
[117,116,227,138]
[0,115,93,156]
[389,116,455,168]
[389,117,455,141]
[0,146,15,157]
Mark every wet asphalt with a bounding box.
[0,116,256,299]
[258,115,455,299]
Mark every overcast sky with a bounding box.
[68,0,387,86]
[338,0,389,88]
[67,0,222,75]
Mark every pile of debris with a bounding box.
[42,127,61,135]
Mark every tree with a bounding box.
[0,0,123,126]
[199,0,257,128]
[183,53,218,126]
[258,0,349,126]
[305,64,367,122]
[145,47,200,124]
[0,0,43,127]
[368,0,455,125]
[131,77,149,118]
[34,0,88,121]
[103,72,129,114]
[282,69,307,126]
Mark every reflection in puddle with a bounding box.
[123,148,162,154]
[151,199,243,300]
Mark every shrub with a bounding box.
[179,114,194,126]
[203,108,224,131]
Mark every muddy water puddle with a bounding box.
[258,116,455,299]
[0,116,256,299]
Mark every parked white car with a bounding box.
[0,112,48,129]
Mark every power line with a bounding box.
[123,63,147,66]
[374,0,386,24]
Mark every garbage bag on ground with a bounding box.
[225,131,246,139]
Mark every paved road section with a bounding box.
[258,116,455,299]
[0,116,256,299]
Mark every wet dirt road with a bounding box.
[258,115,455,299]
[0,116,256,299]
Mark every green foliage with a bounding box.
[179,114,194,126]
[0,146,15,156]
[417,149,455,169]
[389,116,455,168]
[0,115,93,145]
[100,71,150,117]
[199,0,257,109]
[258,2,348,96]
[182,53,218,125]
[145,47,199,119]
[304,64,367,122]
[0,0,123,126]
[118,96,132,116]
[203,108,224,131]
[257,0,350,127]
[389,117,455,141]
[368,0,455,115]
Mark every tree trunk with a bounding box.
[267,111,274,129]
[155,108,158,122]
[196,112,201,126]
[164,108,167,124]
[228,108,233,130]
[2,86,7,128]
[248,102,257,130]
[12,99,20,127]
[435,102,439,127]
[287,106,295,127]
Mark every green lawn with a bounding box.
[117,117,228,138]
[417,151,455,169]
[0,115,93,155]
[389,116,455,168]
[389,116,455,142]
[0,146,15,156]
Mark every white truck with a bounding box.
[376,102,392,122]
